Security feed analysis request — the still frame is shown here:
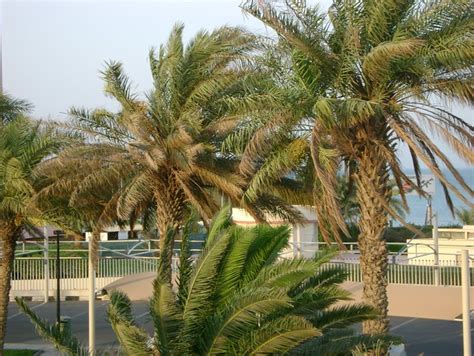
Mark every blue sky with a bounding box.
[2,0,473,169]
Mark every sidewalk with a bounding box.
[342,281,474,320]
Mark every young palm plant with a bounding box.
[107,208,390,355]
[0,116,69,351]
[243,0,474,334]
[18,208,393,355]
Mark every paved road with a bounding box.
[5,301,472,355]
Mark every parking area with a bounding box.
[5,301,471,355]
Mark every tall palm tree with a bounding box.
[48,24,300,274]
[0,116,68,351]
[17,208,391,355]
[243,0,473,334]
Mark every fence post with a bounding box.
[433,213,440,286]
[43,227,49,303]
[461,250,471,356]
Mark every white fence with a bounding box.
[9,255,474,300]
[322,258,471,287]
[10,257,159,300]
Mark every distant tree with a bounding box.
[0,93,32,124]
[456,207,474,225]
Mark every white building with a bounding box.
[83,206,319,258]
[85,224,144,242]
[232,206,318,258]
[407,225,474,265]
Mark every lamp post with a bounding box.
[43,226,49,303]
[88,232,96,354]
[432,213,440,286]
[461,250,472,356]
[53,230,64,325]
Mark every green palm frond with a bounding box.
[239,224,290,286]
[101,61,138,110]
[309,304,379,330]
[236,315,321,355]
[295,328,400,355]
[215,226,256,303]
[15,298,85,356]
[0,94,32,124]
[247,258,322,292]
[150,278,182,354]
[176,213,197,307]
[203,289,292,354]
[107,291,152,355]
[456,207,474,225]
[179,209,233,342]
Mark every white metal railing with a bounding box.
[9,254,474,299]
[11,257,160,295]
[14,238,206,257]
[322,258,473,286]
[18,239,472,260]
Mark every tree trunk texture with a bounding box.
[155,176,186,279]
[0,223,18,352]
[354,148,391,335]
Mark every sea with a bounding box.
[399,167,473,226]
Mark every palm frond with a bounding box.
[150,278,182,354]
[15,297,85,355]
[107,291,152,355]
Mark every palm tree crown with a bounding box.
[47,24,301,259]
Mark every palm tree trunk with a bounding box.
[354,150,391,335]
[0,223,17,352]
[155,178,186,280]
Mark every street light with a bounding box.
[53,229,64,325]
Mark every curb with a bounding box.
[5,343,60,355]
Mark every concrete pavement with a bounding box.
[343,281,474,321]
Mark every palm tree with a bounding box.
[48,24,300,275]
[0,116,68,351]
[18,208,392,355]
[243,0,473,334]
